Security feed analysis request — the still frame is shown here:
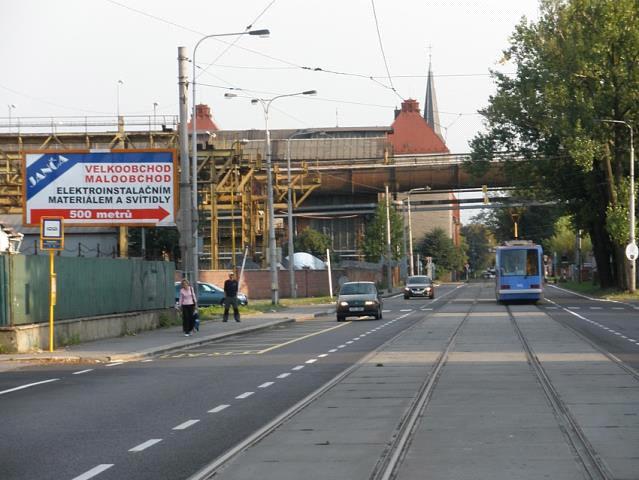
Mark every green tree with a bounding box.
[461,223,496,273]
[472,204,563,246]
[128,227,179,260]
[544,215,592,262]
[418,228,464,275]
[467,0,639,289]
[361,201,404,262]
[294,228,331,258]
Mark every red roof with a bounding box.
[188,104,219,132]
[388,99,448,154]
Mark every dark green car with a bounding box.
[174,281,248,307]
[336,281,383,322]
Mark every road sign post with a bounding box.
[40,217,64,352]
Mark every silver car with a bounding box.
[404,275,434,299]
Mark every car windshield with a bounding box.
[407,276,430,285]
[340,283,376,295]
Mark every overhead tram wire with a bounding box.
[370,0,404,101]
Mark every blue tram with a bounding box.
[495,241,544,303]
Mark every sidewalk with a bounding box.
[0,305,335,370]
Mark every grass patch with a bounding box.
[280,296,335,306]
[556,280,639,301]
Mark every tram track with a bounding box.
[369,287,481,480]
[506,305,613,480]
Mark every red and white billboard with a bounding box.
[23,149,177,226]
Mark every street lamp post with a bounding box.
[190,28,269,286]
[406,187,430,276]
[601,119,636,292]
[116,80,123,118]
[249,91,317,304]
[286,130,312,298]
[7,104,15,133]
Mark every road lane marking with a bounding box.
[258,382,274,388]
[71,464,114,480]
[258,322,349,354]
[400,309,412,312]
[318,353,328,358]
[346,341,353,344]
[106,362,124,367]
[173,419,200,430]
[72,369,94,375]
[328,349,337,353]
[141,359,153,362]
[129,439,162,452]
[305,359,317,364]
[208,404,230,413]
[338,344,346,348]
[277,373,291,378]
[0,378,59,396]
[292,365,304,370]
[235,392,254,399]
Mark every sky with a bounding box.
[1,0,541,155]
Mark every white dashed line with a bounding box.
[71,464,114,480]
[305,359,317,364]
[346,341,353,344]
[338,344,346,348]
[258,382,274,388]
[590,307,603,310]
[400,309,412,312]
[292,365,304,370]
[141,359,154,363]
[235,392,254,399]
[0,378,59,396]
[318,353,328,358]
[328,349,338,353]
[208,404,230,413]
[277,373,291,379]
[129,438,162,452]
[173,419,200,430]
[72,369,94,375]
[613,307,624,310]
[106,362,124,367]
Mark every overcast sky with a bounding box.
[2,0,540,154]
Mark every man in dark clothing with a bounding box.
[223,272,240,322]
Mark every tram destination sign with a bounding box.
[23,149,177,227]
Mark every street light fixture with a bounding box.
[285,129,313,298]
[600,119,636,293]
[406,187,430,276]
[250,90,317,304]
[190,28,269,286]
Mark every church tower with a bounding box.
[423,56,443,143]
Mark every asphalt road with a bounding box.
[1,281,636,480]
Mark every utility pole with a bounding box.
[177,46,193,281]
[385,185,392,293]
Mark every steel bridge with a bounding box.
[0,117,512,268]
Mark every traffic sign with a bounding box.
[40,217,64,251]
[23,149,177,227]
[625,242,638,261]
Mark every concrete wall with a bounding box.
[0,309,177,353]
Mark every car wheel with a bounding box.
[337,315,345,322]
[376,307,383,320]
[404,294,409,300]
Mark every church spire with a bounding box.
[423,51,443,140]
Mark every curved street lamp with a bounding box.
[406,187,430,276]
[190,28,269,285]
[250,90,317,304]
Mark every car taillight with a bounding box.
[531,284,540,289]
[500,284,510,289]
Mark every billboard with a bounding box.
[23,149,177,227]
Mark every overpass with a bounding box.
[0,117,517,267]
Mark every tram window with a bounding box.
[500,249,539,276]
[526,249,539,275]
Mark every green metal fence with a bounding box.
[6,255,174,326]
[0,255,8,326]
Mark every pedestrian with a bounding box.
[178,278,197,336]
[223,272,240,322]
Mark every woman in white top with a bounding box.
[178,279,197,336]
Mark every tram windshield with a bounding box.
[500,249,539,276]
